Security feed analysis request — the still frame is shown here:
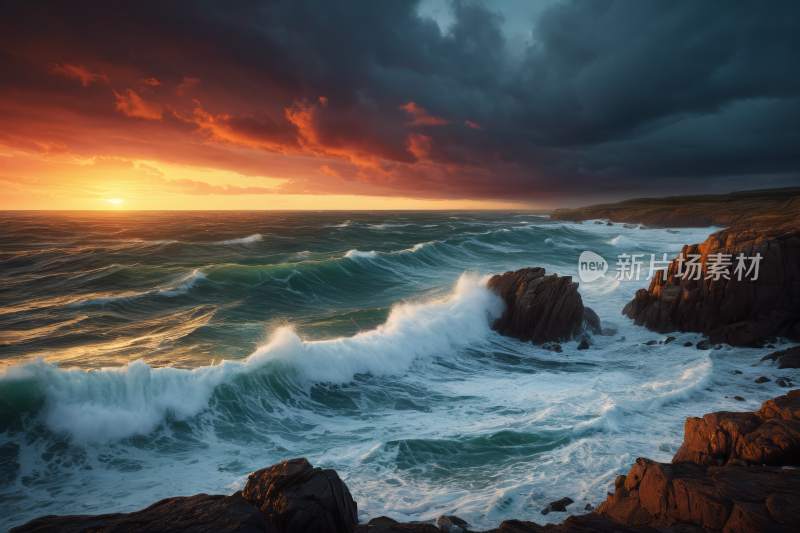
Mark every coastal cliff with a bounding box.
[621,215,800,346]
[12,389,800,532]
[549,187,799,228]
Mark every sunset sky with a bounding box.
[1,0,798,210]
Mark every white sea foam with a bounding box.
[218,234,263,244]
[345,249,379,259]
[369,223,410,230]
[68,269,206,306]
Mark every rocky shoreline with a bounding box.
[621,215,800,346]
[12,387,799,532]
[548,187,799,228]
[549,187,800,347]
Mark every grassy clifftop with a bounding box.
[550,187,800,227]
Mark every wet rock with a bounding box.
[355,517,439,533]
[619,216,800,347]
[754,376,771,383]
[683,341,693,347]
[734,370,743,374]
[487,267,600,343]
[594,220,603,224]
[243,457,357,533]
[734,396,746,401]
[435,515,469,532]
[760,345,800,369]
[606,222,613,226]
[9,492,278,533]
[673,389,800,468]
[584,503,594,511]
[664,336,676,344]
[541,342,563,353]
[644,340,658,345]
[777,379,789,387]
[696,340,712,350]
[713,344,723,350]
[541,497,574,515]
[577,340,589,350]
[594,392,800,531]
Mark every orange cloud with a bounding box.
[399,102,452,126]
[404,133,433,159]
[176,77,201,95]
[139,78,163,92]
[48,61,109,86]
[113,89,164,120]
[318,165,342,179]
[465,120,484,130]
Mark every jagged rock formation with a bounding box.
[594,390,800,532]
[549,187,800,228]
[10,458,356,533]
[9,493,278,533]
[487,267,601,343]
[243,458,358,533]
[671,389,800,467]
[621,215,800,346]
[761,345,800,369]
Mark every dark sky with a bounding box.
[1,0,798,208]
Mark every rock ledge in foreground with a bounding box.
[10,457,356,533]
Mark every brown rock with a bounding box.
[354,516,439,533]
[487,267,600,343]
[243,457,357,533]
[760,345,800,369]
[672,390,800,468]
[9,492,278,533]
[619,215,800,347]
[497,513,661,532]
[591,391,800,532]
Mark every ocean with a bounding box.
[0,211,790,531]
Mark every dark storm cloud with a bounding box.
[1,0,798,202]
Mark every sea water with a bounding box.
[0,211,795,530]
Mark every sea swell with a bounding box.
[0,275,503,443]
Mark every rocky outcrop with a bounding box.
[10,458,355,533]
[671,390,800,467]
[355,516,439,532]
[9,492,279,533]
[761,345,800,369]
[243,458,357,533]
[594,389,800,532]
[487,267,601,343]
[621,216,800,346]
